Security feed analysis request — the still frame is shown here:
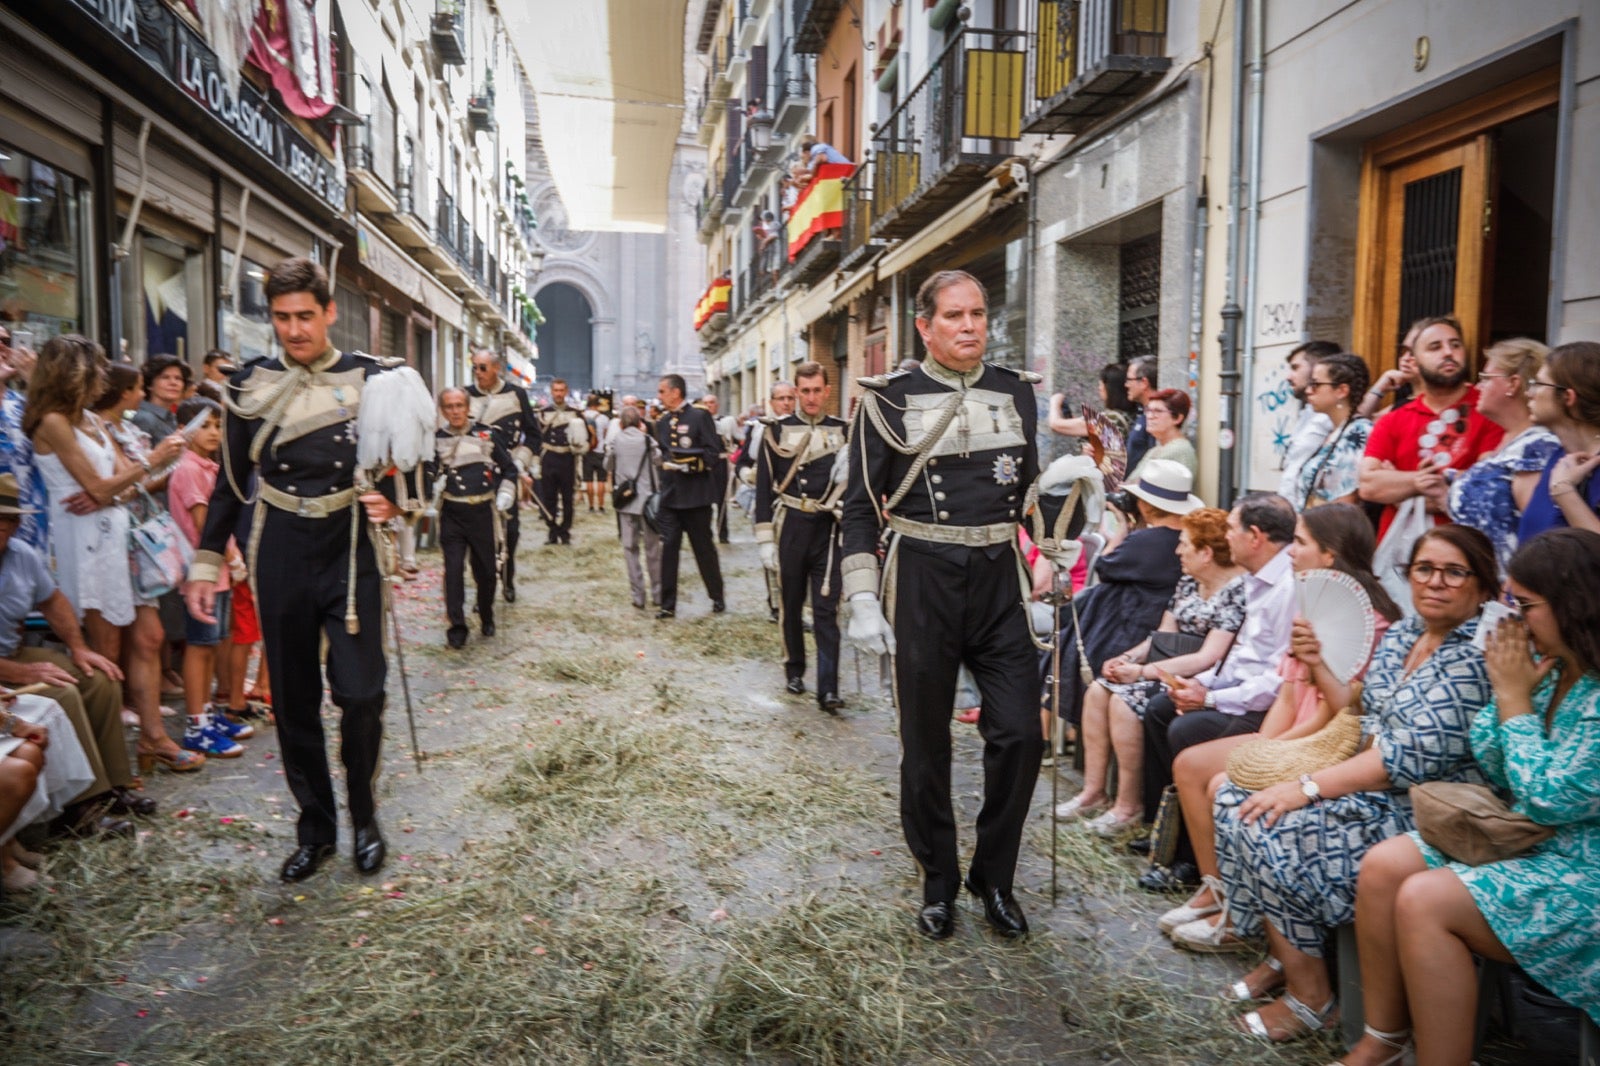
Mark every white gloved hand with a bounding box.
[846,593,897,656]
[829,447,850,487]
[1037,538,1082,572]
[495,482,516,513]
[738,465,757,487]
[759,542,778,572]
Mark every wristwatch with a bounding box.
[1203,690,1217,710]
[1299,773,1322,803]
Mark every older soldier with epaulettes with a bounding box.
[429,388,517,649]
[465,349,537,600]
[842,269,1054,941]
[754,362,848,714]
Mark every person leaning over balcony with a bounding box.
[798,134,851,183]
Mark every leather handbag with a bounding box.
[126,487,195,599]
[1148,630,1205,663]
[612,439,653,511]
[1411,781,1555,866]
[641,490,663,535]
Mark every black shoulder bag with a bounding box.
[612,438,652,511]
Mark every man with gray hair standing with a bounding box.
[466,348,537,599]
[842,269,1049,941]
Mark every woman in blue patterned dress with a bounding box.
[1343,529,1600,1066]
[1293,353,1373,511]
[1207,525,1497,1044]
[1444,338,1560,573]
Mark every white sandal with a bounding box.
[1236,991,1338,1042]
[1327,1024,1412,1066]
[1161,874,1225,934]
[1226,954,1284,1001]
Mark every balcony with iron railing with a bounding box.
[870,27,1028,240]
[436,187,461,256]
[1022,0,1170,134]
[697,158,727,240]
[772,37,812,136]
[838,164,881,272]
[468,87,495,134]
[791,0,843,55]
[431,0,466,67]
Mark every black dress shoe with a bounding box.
[917,900,956,940]
[53,798,134,838]
[280,843,337,882]
[353,823,386,875]
[656,609,675,620]
[481,618,496,638]
[712,600,726,614]
[1138,861,1201,894]
[446,626,468,649]
[965,874,1029,938]
[818,692,844,715]
[109,785,158,817]
[768,609,779,624]
[785,677,806,695]
[503,583,516,603]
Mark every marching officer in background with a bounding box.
[465,348,537,600]
[185,256,428,884]
[754,362,847,714]
[841,269,1052,942]
[653,373,726,618]
[429,388,518,649]
[534,378,588,545]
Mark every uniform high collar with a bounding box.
[285,346,342,374]
[921,357,985,390]
[797,410,829,426]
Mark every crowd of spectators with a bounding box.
[0,330,272,893]
[1043,332,1600,1059]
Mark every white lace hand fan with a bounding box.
[1295,568,1377,684]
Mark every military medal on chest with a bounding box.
[992,453,1020,486]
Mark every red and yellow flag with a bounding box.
[786,163,853,261]
[694,275,732,331]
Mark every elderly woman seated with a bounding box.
[1205,525,1499,1044]
[1344,528,1600,1066]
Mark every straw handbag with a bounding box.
[1225,684,1365,791]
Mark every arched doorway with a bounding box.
[534,282,594,394]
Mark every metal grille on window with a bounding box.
[1397,167,1461,343]
[1118,232,1161,363]
[331,283,370,355]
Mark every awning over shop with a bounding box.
[876,178,1001,281]
[503,0,688,233]
[830,260,879,310]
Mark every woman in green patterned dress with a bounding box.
[1344,527,1600,1066]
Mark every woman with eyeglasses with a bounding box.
[1203,525,1494,1047]
[1343,528,1600,1066]
[1442,338,1560,573]
[1126,388,1198,484]
[1519,340,1600,539]
[1292,353,1373,511]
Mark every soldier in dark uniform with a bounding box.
[465,349,537,600]
[652,373,725,618]
[841,270,1049,941]
[534,378,588,545]
[429,388,517,649]
[185,257,425,883]
[754,362,847,713]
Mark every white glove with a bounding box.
[759,542,778,572]
[495,482,516,513]
[1037,539,1082,571]
[846,593,896,656]
[738,465,756,487]
[432,475,448,497]
[829,448,850,487]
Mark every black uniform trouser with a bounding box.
[1141,692,1265,865]
[713,462,730,541]
[501,508,520,586]
[891,540,1044,904]
[254,510,386,846]
[657,503,724,614]
[538,454,576,539]
[777,511,840,694]
[441,500,496,632]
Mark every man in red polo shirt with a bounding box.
[1359,315,1504,538]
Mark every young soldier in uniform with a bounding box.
[465,349,537,600]
[653,374,726,618]
[534,378,588,545]
[754,362,847,713]
[184,257,421,883]
[842,270,1049,941]
[429,388,517,649]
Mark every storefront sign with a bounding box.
[357,226,463,330]
[63,0,345,213]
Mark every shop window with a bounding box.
[330,282,371,354]
[122,232,207,363]
[0,143,90,344]
[219,250,277,365]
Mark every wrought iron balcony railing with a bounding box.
[1023,0,1170,134]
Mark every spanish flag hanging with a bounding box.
[786,163,854,262]
[693,275,732,331]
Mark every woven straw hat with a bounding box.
[1225,684,1365,790]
